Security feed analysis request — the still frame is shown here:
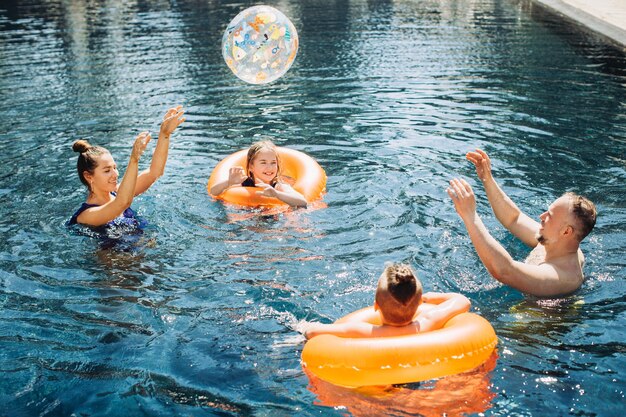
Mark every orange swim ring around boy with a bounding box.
[301,306,497,387]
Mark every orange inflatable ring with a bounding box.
[207,147,326,207]
[301,305,497,387]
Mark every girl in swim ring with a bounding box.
[210,140,307,207]
[68,106,185,228]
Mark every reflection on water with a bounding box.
[1,0,625,415]
[506,297,586,335]
[307,353,498,417]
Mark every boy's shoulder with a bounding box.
[374,322,421,338]
[415,303,437,315]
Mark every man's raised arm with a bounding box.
[447,178,579,297]
[466,149,540,247]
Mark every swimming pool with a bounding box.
[1,0,624,415]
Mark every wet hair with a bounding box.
[72,139,109,191]
[563,192,597,242]
[245,140,281,186]
[375,263,423,326]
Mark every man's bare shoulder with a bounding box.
[578,248,585,267]
[524,246,584,289]
[551,251,585,277]
[525,245,584,268]
[525,244,546,266]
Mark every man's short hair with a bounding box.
[563,192,597,242]
[375,263,423,325]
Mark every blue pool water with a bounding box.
[1,0,625,415]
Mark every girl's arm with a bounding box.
[134,106,185,196]
[77,132,150,226]
[210,167,247,196]
[257,182,307,207]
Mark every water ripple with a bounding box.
[1,0,625,416]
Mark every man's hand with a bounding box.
[447,178,477,222]
[466,149,493,182]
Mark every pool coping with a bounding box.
[531,0,626,48]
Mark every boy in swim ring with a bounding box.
[209,140,307,207]
[299,264,471,339]
[68,106,185,228]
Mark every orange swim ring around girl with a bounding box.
[301,306,497,387]
[207,147,326,207]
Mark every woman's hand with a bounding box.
[160,105,185,137]
[228,167,247,186]
[466,149,492,182]
[131,131,151,162]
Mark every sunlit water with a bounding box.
[1,0,625,416]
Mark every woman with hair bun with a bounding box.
[68,106,185,229]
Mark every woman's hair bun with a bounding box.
[72,139,92,153]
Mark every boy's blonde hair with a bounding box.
[245,140,281,184]
[375,263,423,326]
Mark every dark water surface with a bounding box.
[1,0,625,416]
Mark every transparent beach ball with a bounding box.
[222,5,299,84]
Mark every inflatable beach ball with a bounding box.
[222,5,299,84]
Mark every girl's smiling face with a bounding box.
[248,148,278,184]
[85,152,119,193]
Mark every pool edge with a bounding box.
[531,0,626,49]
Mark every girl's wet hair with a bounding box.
[245,140,281,185]
[73,139,109,191]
